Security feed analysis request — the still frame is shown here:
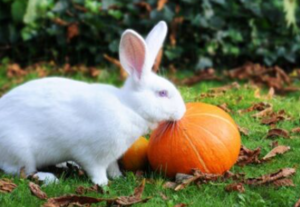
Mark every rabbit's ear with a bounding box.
[145,21,167,68]
[119,30,148,80]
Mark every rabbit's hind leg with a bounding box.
[107,160,123,179]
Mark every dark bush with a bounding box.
[0,0,299,70]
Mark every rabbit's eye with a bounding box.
[158,90,168,97]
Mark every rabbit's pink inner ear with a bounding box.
[121,33,146,79]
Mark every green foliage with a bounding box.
[0,0,300,69]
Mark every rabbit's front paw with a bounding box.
[92,176,109,186]
[107,161,123,179]
[33,172,59,185]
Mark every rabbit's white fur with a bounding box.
[0,21,186,185]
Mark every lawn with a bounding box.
[0,64,300,207]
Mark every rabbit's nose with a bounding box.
[171,108,186,121]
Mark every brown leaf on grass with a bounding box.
[7,63,27,78]
[271,141,279,148]
[238,102,271,114]
[262,145,290,161]
[181,68,220,86]
[260,110,291,125]
[226,62,297,94]
[261,114,285,125]
[223,171,245,181]
[163,181,177,189]
[103,54,127,80]
[252,107,273,118]
[210,82,240,93]
[237,145,261,166]
[0,179,17,193]
[267,87,275,99]
[295,197,300,207]
[89,67,101,78]
[159,192,168,200]
[217,103,232,113]
[174,204,187,207]
[67,23,79,42]
[292,127,300,134]
[237,125,249,136]
[277,86,300,94]
[245,168,296,186]
[29,182,48,200]
[157,0,168,11]
[266,128,290,139]
[273,178,295,188]
[75,185,103,195]
[43,195,111,207]
[174,170,220,191]
[116,179,151,206]
[225,183,245,193]
[153,48,163,73]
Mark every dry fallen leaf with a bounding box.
[237,125,249,136]
[245,168,296,186]
[266,128,290,139]
[116,179,151,206]
[75,185,103,195]
[295,197,300,207]
[157,0,168,11]
[251,106,273,118]
[225,183,245,193]
[174,204,187,207]
[210,82,240,93]
[260,110,291,125]
[292,127,300,134]
[0,179,17,193]
[237,145,261,166]
[218,103,232,113]
[174,170,220,191]
[152,48,163,73]
[170,16,184,46]
[103,54,127,80]
[159,192,168,200]
[7,63,27,78]
[267,87,275,99]
[67,23,79,42]
[29,182,48,200]
[43,195,111,207]
[226,62,298,94]
[238,102,271,114]
[262,145,290,161]
[181,68,220,86]
[163,181,177,189]
[272,178,295,188]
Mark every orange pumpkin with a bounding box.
[121,137,149,171]
[147,102,241,178]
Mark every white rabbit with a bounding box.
[0,21,186,185]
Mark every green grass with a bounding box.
[0,64,300,207]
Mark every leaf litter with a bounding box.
[266,128,290,139]
[0,179,17,193]
[29,182,48,200]
[43,179,150,207]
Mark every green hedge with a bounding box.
[0,0,299,70]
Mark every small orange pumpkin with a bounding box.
[147,102,241,178]
[121,137,149,171]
